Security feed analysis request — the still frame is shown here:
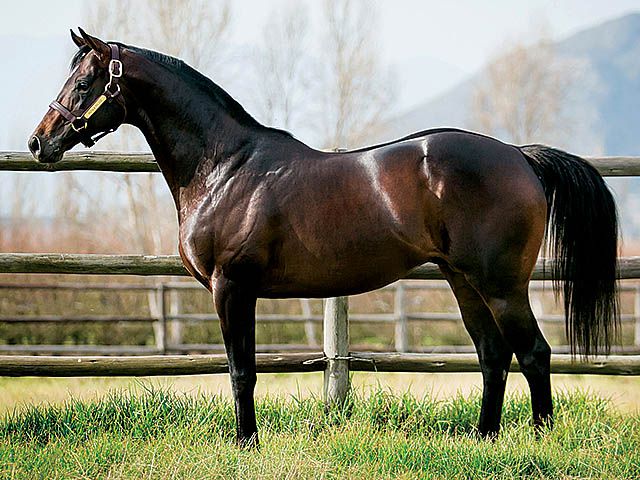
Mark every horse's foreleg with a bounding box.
[440,265,513,438]
[214,276,259,448]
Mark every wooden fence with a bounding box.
[2,152,640,405]
[2,280,640,355]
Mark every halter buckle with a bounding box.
[105,82,121,97]
[71,117,88,132]
[109,59,123,78]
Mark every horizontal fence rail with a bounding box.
[0,152,158,172]
[0,254,188,276]
[1,353,639,377]
[1,344,638,357]
[2,253,640,279]
[0,353,323,376]
[3,151,640,176]
[9,312,638,324]
[0,345,324,356]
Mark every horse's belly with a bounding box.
[258,162,441,297]
[258,229,436,298]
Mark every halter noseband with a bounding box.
[49,44,125,148]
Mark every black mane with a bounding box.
[131,46,294,139]
[70,42,296,140]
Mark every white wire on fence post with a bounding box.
[394,282,408,352]
[323,296,350,407]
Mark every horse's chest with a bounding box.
[177,210,217,286]
[177,191,273,284]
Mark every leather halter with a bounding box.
[49,44,125,147]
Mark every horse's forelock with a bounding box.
[70,45,91,71]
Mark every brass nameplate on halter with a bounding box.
[83,94,108,119]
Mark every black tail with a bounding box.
[520,144,619,357]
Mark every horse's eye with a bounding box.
[76,80,90,93]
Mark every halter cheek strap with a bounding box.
[49,44,125,148]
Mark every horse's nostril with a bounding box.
[28,136,41,158]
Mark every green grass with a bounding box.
[1,387,638,479]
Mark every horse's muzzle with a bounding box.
[28,135,41,160]
[28,134,63,163]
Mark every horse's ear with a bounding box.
[78,27,110,63]
[70,29,85,48]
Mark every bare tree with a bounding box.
[1,132,41,252]
[79,0,233,255]
[471,39,574,144]
[144,0,232,75]
[85,0,231,70]
[251,3,311,131]
[85,0,232,152]
[317,0,395,149]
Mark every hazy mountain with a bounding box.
[383,13,640,157]
[556,13,640,155]
[381,13,640,240]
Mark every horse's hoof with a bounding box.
[477,428,499,441]
[237,432,260,450]
[533,416,554,438]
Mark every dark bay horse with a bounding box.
[29,29,619,446]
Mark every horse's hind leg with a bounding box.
[440,265,513,437]
[479,283,553,431]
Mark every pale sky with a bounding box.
[2,0,640,150]
[2,0,640,224]
[3,1,640,68]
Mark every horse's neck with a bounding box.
[126,59,264,204]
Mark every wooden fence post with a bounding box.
[153,285,167,354]
[167,287,183,349]
[394,282,408,352]
[301,298,318,347]
[147,287,164,353]
[635,286,640,347]
[323,296,350,407]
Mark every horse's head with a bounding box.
[29,29,127,163]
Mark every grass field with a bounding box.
[2,371,640,414]
[1,375,640,479]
